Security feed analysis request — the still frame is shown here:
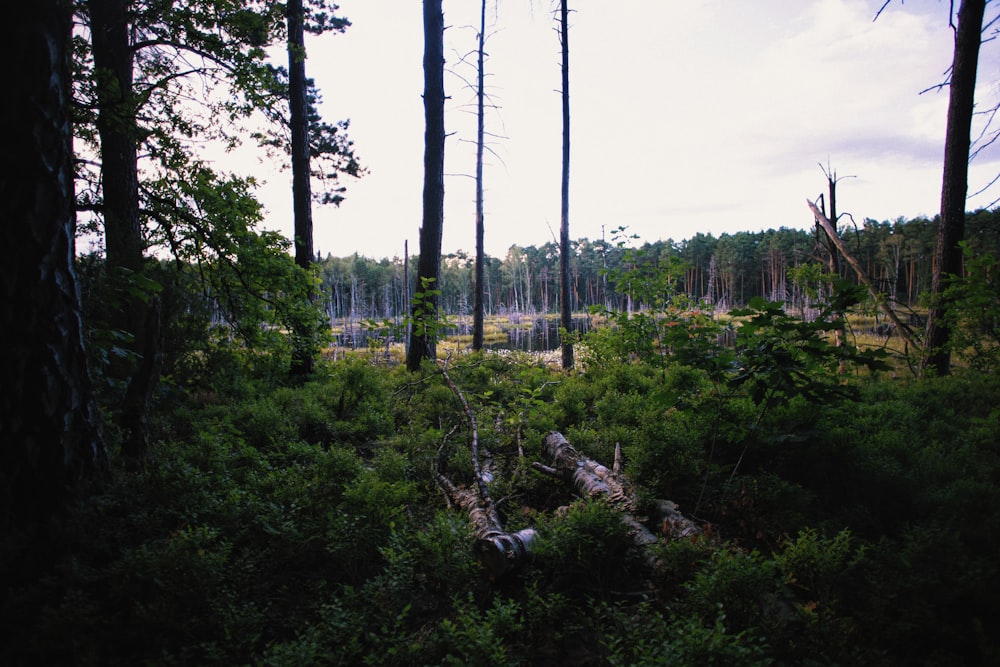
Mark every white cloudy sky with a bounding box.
[241,0,1000,260]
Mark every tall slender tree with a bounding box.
[558,0,574,369]
[923,0,986,376]
[2,0,107,527]
[473,0,488,351]
[408,0,446,371]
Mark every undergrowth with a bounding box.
[3,300,1000,665]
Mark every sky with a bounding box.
[237,0,1000,261]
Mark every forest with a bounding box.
[3,1,1000,666]
[312,211,1000,325]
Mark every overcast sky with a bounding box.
[240,0,1000,260]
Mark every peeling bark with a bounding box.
[436,472,536,578]
[436,362,536,577]
[534,431,702,567]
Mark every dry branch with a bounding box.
[806,199,918,350]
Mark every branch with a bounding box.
[806,199,918,350]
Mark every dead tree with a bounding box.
[533,431,702,568]
[558,0,574,369]
[807,199,917,351]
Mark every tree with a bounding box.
[923,0,987,376]
[87,0,142,285]
[473,0,488,351]
[287,0,320,375]
[558,0,573,369]
[408,0,446,371]
[77,1,359,384]
[1,0,107,527]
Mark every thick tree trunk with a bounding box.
[408,0,446,371]
[923,0,985,376]
[89,0,146,359]
[287,0,316,376]
[558,0,574,369]
[1,0,107,527]
[119,298,163,469]
[90,0,160,457]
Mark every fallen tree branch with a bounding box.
[436,360,536,577]
[807,198,918,350]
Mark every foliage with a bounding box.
[9,230,1000,665]
[942,245,1000,370]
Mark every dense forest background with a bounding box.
[310,210,1000,322]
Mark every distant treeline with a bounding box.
[316,210,1000,322]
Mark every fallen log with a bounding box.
[807,198,917,351]
[435,472,536,578]
[435,360,536,578]
[534,431,635,509]
[533,431,702,567]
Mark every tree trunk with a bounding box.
[88,0,142,279]
[472,0,487,351]
[288,0,317,376]
[88,0,145,348]
[558,0,574,369]
[1,0,107,527]
[923,0,985,376]
[408,0,446,371]
[119,298,162,470]
[534,432,702,568]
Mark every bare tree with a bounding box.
[558,0,574,369]
[473,0,488,351]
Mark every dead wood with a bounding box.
[435,361,536,577]
[435,471,536,578]
[807,199,918,350]
[533,431,702,568]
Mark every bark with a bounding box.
[408,0,446,371]
[923,0,986,376]
[534,432,702,568]
[558,0,574,369]
[288,0,316,376]
[807,200,917,350]
[120,298,163,469]
[436,473,537,578]
[88,0,142,278]
[436,362,535,577]
[89,0,158,454]
[1,0,107,527]
[472,0,487,351]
